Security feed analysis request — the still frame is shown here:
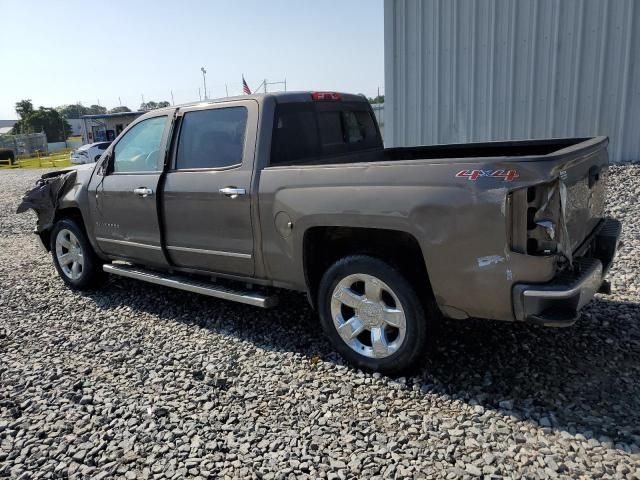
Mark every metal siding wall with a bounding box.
[384,0,640,163]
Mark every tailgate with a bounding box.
[558,139,608,252]
[509,137,609,260]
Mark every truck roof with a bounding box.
[149,91,369,116]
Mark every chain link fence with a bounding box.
[0,133,48,157]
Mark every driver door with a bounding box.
[88,113,171,266]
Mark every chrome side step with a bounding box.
[103,264,278,308]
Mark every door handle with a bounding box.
[219,187,246,199]
[133,187,153,197]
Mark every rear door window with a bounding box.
[176,106,248,169]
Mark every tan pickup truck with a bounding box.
[18,91,621,374]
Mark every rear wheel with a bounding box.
[318,255,431,375]
[50,218,104,290]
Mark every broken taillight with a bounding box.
[509,182,562,256]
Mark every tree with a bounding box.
[87,104,107,115]
[140,100,170,111]
[108,106,132,114]
[12,100,71,142]
[367,95,384,104]
[57,104,89,119]
[15,99,34,119]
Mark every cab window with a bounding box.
[270,102,382,165]
[176,107,248,169]
[113,116,166,173]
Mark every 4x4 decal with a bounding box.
[456,169,519,182]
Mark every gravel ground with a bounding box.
[0,166,639,480]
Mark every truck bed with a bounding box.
[278,137,601,167]
[384,137,592,161]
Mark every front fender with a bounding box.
[18,163,100,255]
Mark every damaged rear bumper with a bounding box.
[512,218,621,327]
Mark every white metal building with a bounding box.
[81,111,144,144]
[384,0,640,163]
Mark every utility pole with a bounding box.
[201,67,208,99]
[198,88,202,101]
[264,79,268,93]
[225,84,229,97]
[171,91,175,105]
[118,96,122,106]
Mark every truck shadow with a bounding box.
[89,278,639,448]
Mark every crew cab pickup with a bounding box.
[18,91,621,374]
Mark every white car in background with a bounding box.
[70,142,111,164]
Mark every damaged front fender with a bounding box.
[16,169,78,233]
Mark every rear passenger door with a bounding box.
[162,100,257,276]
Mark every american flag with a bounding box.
[242,76,251,95]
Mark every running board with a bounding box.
[103,264,278,308]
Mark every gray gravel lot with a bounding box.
[0,166,639,479]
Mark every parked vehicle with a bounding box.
[70,142,111,164]
[18,92,621,374]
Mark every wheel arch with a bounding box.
[38,207,86,252]
[302,226,434,311]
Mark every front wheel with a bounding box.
[317,255,431,375]
[50,218,104,290]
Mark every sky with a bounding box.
[0,0,384,119]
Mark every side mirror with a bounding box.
[106,152,115,175]
[98,152,114,175]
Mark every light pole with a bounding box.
[201,67,208,99]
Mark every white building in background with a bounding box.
[80,111,144,144]
[384,0,640,163]
[65,119,83,136]
[0,120,16,136]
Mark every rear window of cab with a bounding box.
[270,101,381,166]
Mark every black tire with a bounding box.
[50,218,105,290]
[317,255,431,376]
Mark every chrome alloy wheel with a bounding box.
[330,273,407,359]
[55,228,84,280]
